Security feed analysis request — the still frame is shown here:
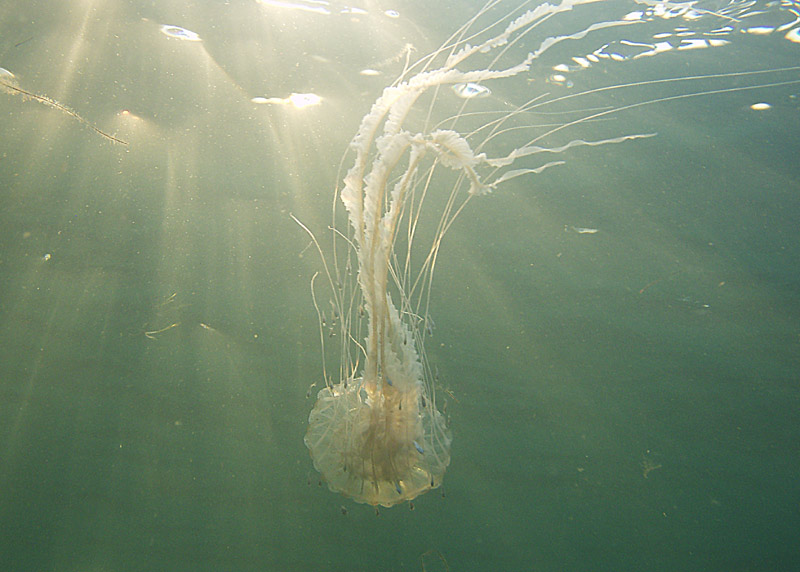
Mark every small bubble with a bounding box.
[452,82,491,99]
[160,25,201,42]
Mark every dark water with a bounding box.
[1,0,799,570]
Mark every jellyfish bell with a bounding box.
[305,375,451,507]
[300,0,800,507]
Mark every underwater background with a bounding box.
[1,0,798,570]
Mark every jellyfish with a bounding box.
[301,0,800,507]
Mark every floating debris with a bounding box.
[750,102,772,111]
[641,454,662,479]
[0,67,127,145]
[144,322,180,339]
[14,37,33,48]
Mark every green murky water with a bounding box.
[1,1,799,570]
